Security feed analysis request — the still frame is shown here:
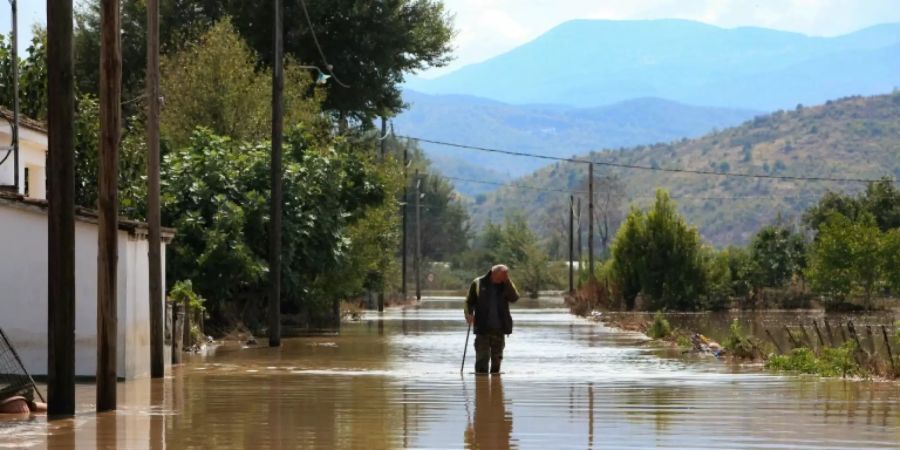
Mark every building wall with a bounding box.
[0,127,48,199]
[0,203,168,379]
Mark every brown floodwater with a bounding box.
[2,296,900,449]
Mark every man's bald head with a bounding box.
[490,264,509,283]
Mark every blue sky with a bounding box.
[3,1,900,77]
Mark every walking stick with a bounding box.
[461,321,472,374]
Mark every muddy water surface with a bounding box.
[2,296,899,449]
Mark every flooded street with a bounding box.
[3,296,900,449]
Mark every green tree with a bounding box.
[860,178,900,231]
[610,190,707,310]
[399,142,470,262]
[0,28,48,120]
[464,214,554,297]
[160,19,324,149]
[162,128,389,325]
[747,223,808,289]
[641,190,707,310]
[73,0,455,125]
[880,228,900,296]
[703,248,734,310]
[807,213,883,308]
[611,207,645,310]
[804,178,900,233]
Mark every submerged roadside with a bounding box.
[566,298,900,381]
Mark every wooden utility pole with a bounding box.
[414,171,422,301]
[10,0,19,191]
[377,117,386,312]
[568,195,574,294]
[146,0,164,379]
[269,0,284,347]
[47,0,76,419]
[401,142,409,302]
[587,162,595,280]
[97,0,121,412]
[576,197,582,272]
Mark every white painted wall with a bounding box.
[0,126,48,200]
[0,201,168,379]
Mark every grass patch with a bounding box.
[647,312,672,339]
[766,342,859,378]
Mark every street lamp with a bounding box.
[297,65,332,85]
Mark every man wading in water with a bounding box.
[465,265,519,374]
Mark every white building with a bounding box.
[0,108,48,200]
[0,109,174,379]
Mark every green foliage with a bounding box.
[610,190,707,310]
[162,128,393,325]
[69,94,148,212]
[804,178,900,233]
[723,319,755,359]
[168,280,206,314]
[807,213,885,308]
[766,348,819,374]
[405,159,471,261]
[610,207,645,310]
[880,228,900,295]
[74,0,454,125]
[464,214,557,298]
[0,28,48,120]
[703,248,735,310]
[160,20,324,149]
[647,312,671,339]
[766,342,859,378]
[314,155,403,301]
[747,223,808,289]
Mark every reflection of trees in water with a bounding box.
[158,332,450,448]
[465,376,515,450]
[620,386,688,434]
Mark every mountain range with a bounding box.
[407,19,900,110]
[394,91,758,193]
[467,93,900,248]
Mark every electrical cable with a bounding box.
[397,135,895,185]
[298,0,350,88]
[437,174,823,201]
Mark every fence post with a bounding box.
[172,304,184,365]
[881,325,895,376]
[765,329,784,354]
[812,320,825,347]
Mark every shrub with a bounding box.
[647,312,672,339]
[766,347,818,373]
[819,342,858,378]
[724,319,755,359]
[765,342,859,378]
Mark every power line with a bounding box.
[298,0,350,88]
[442,174,823,201]
[399,135,894,185]
[444,175,584,195]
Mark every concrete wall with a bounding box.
[0,202,168,379]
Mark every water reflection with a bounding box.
[465,376,515,450]
[2,297,899,449]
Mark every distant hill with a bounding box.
[468,92,900,247]
[394,90,758,191]
[407,20,900,110]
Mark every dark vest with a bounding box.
[473,273,514,335]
